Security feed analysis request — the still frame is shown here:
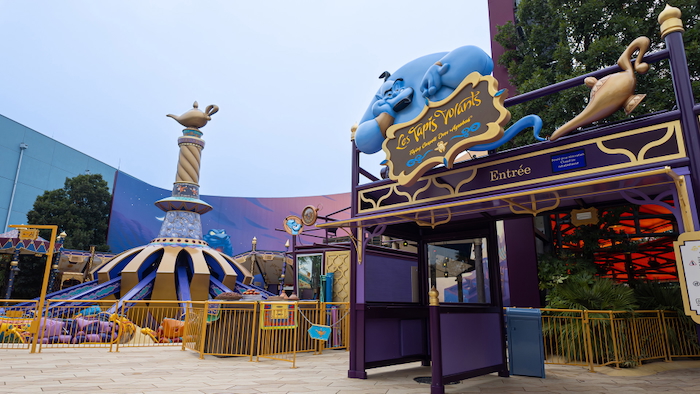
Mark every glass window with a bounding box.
[427,238,491,304]
[297,254,322,299]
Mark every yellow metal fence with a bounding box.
[0,300,39,349]
[541,309,700,372]
[0,298,349,367]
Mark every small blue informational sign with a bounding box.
[308,325,332,341]
[551,149,586,173]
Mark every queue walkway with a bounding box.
[1,347,699,393]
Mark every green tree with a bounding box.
[546,272,638,310]
[27,174,112,252]
[9,254,49,299]
[495,0,700,150]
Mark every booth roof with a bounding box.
[317,166,682,230]
[0,229,56,254]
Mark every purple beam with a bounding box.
[503,217,540,307]
[504,49,669,107]
[348,142,366,379]
[664,31,700,223]
[359,167,379,182]
[487,0,517,95]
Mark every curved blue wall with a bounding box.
[107,171,350,254]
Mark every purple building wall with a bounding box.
[487,0,517,95]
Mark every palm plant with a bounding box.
[543,273,639,366]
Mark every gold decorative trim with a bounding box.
[658,4,684,38]
[382,72,510,186]
[429,286,440,306]
[392,184,413,202]
[336,227,363,264]
[358,121,684,214]
[672,174,696,233]
[505,193,560,216]
[455,168,479,193]
[398,208,452,229]
[323,167,680,229]
[412,180,437,201]
[431,178,455,194]
[596,122,677,162]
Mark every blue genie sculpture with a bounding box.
[354,46,544,157]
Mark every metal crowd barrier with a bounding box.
[540,309,700,372]
[0,300,39,349]
[0,299,350,368]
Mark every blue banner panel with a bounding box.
[551,149,586,173]
[107,171,350,254]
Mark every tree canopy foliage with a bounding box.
[27,174,111,252]
[495,0,700,150]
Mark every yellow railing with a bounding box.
[318,302,351,352]
[0,298,350,367]
[0,300,39,349]
[199,301,258,359]
[114,300,189,349]
[541,309,700,372]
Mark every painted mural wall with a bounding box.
[107,171,350,254]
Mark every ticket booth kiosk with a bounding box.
[318,6,700,394]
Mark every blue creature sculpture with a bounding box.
[355,46,494,155]
[204,229,233,256]
[354,46,545,156]
[286,218,302,235]
[469,114,545,152]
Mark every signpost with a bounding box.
[673,231,700,324]
[10,224,58,353]
[382,72,511,186]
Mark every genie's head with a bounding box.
[372,78,414,117]
[286,218,302,235]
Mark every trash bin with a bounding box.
[505,307,545,378]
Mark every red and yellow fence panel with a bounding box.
[256,301,299,367]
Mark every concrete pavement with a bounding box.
[1,347,699,393]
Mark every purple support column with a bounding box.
[661,8,700,210]
[487,0,517,95]
[428,287,444,394]
[504,216,540,307]
[659,4,700,354]
[348,142,367,379]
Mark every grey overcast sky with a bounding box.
[0,1,493,197]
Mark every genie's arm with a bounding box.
[421,63,450,98]
[420,46,494,100]
[355,113,395,154]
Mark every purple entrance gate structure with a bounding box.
[318,5,700,394]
